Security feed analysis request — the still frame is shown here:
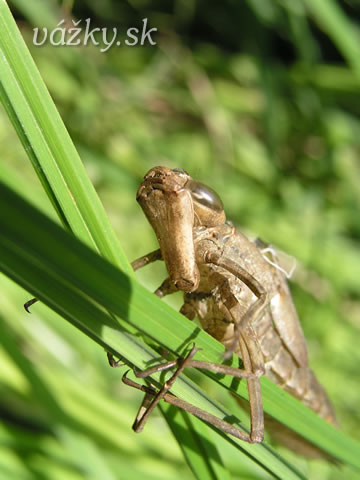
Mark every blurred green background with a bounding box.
[1,0,360,479]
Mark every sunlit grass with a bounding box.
[1,0,360,479]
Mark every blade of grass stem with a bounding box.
[0,0,132,275]
[304,0,360,77]
[1,182,359,475]
[0,180,313,480]
[160,405,232,480]
[0,2,222,472]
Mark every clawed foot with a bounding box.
[24,297,38,313]
[107,352,125,368]
[118,343,263,443]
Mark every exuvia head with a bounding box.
[136,166,226,292]
[137,166,226,228]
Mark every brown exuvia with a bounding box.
[125,166,337,457]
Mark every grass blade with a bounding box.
[304,0,360,77]
[0,180,313,480]
[0,0,131,274]
[1,181,360,477]
[0,1,228,474]
[1,2,359,476]
[160,405,231,480]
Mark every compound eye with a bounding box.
[187,180,224,212]
[172,168,189,176]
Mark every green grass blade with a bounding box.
[2,182,360,476]
[0,181,313,480]
[304,0,360,77]
[160,405,231,480]
[0,1,224,473]
[0,1,358,478]
[0,0,131,275]
[0,316,119,480]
